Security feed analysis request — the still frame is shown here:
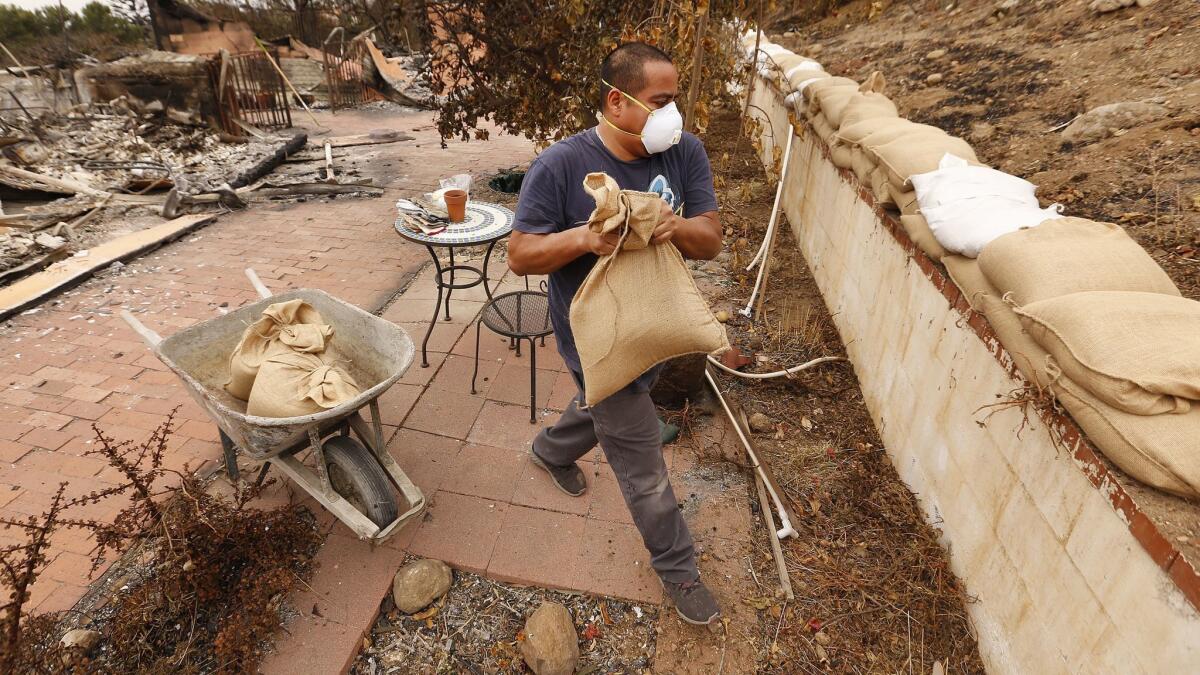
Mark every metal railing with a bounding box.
[323,28,371,112]
[210,50,292,133]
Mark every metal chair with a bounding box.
[471,280,553,423]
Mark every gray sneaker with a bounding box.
[529,449,587,497]
[661,577,721,625]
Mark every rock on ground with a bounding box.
[749,412,776,433]
[60,628,101,664]
[520,602,580,675]
[391,559,453,614]
[969,121,997,142]
[1062,101,1169,143]
[61,628,100,651]
[1090,0,1154,13]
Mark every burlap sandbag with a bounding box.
[1054,378,1200,498]
[850,147,876,183]
[838,93,898,129]
[836,117,923,148]
[979,292,1200,497]
[278,323,333,353]
[870,133,980,190]
[977,217,1181,306]
[813,87,859,128]
[831,143,854,170]
[979,293,1195,494]
[570,173,730,406]
[1015,291,1200,415]
[868,165,892,205]
[858,71,886,94]
[900,214,949,261]
[889,183,921,215]
[226,299,326,400]
[805,77,858,119]
[810,113,838,145]
[942,255,996,311]
[246,342,361,418]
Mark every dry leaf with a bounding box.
[412,605,439,621]
[800,416,814,431]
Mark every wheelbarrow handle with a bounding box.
[245,268,273,300]
[120,309,162,348]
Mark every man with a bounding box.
[507,42,723,625]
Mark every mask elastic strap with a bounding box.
[597,111,641,138]
[601,78,654,114]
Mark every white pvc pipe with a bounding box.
[704,368,798,540]
[740,133,796,319]
[746,129,795,272]
[707,354,846,380]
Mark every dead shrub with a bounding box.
[0,412,323,674]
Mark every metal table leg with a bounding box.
[420,244,443,368]
[481,239,499,301]
[444,247,456,321]
[419,237,503,369]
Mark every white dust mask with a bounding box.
[638,101,684,154]
[599,79,684,155]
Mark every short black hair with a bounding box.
[599,42,673,110]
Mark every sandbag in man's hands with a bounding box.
[652,198,683,245]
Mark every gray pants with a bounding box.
[533,370,698,583]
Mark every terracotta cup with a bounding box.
[443,189,468,223]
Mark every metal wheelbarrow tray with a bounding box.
[121,270,425,541]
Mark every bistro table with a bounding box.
[394,200,515,367]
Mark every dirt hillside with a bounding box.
[777,0,1199,297]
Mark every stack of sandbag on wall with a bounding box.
[225,299,361,418]
[812,72,899,166]
[737,32,832,124]
[974,218,1200,498]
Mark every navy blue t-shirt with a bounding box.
[512,127,719,387]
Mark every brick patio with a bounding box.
[2,107,756,673]
[0,107,535,614]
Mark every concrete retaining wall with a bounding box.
[745,78,1200,673]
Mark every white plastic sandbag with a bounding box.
[911,154,1064,258]
[910,154,1039,212]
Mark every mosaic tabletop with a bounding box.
[394,201,514,246]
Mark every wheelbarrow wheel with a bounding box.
[322,436,399,528]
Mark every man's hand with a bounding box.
[652,199,682,245]
[579,226,620,256]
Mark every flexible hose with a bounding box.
[706,354,846,380]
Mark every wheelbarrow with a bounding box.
[120,269,425,541]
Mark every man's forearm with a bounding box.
[671,212,722,260]
[508,229,588,276]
